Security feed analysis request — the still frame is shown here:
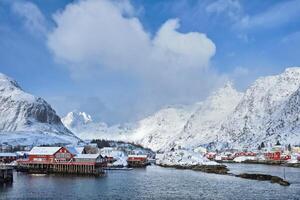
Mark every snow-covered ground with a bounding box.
[233,156,257,163]
[156,150,218,166]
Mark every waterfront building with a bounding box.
[17,146,107,175]
[127,155,148,167]
[0,152,17,163]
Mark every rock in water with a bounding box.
[236,173,290,186]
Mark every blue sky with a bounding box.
[0,0,300,124]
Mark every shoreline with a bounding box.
[216,159,300,168]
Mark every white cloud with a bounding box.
[238,0,300,30]
[48,0,216,78]
[206,0,242,22]
[206,0,300,31]
[12,1,47,36]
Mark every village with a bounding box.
[1,141,300,184]
[0,141,153,184]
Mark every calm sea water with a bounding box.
[1,164,300,200]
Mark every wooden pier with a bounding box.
[17,161,105,176]
[0,165,13,183]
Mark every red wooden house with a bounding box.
[234,152,257,158]
[127,155,148,167]
[205,152,217,160]
[28,146,75,163]
[264,152,281,160]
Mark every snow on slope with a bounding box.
[265,86,300,145]
[63,82,242,152]
[62,111,132,140]
[220,67,300,149]
[130,105,198,152]
[0,73,80,145]
[132,82,242,152]
[173,82,243,150]
[156,150,218,166]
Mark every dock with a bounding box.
[16,161,105,176]
[0,165,13,183]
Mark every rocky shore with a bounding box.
[158,164,229,175]
[236,173,290,186]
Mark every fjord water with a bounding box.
[1,165,300,200]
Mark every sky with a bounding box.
[0,0,300,124]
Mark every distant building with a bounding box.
[292,146,300,154]
[127,155,148,167]
[74,154,105,163]
[265,152,281,160]
[0,153,17,163]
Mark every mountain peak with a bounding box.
[0,72,79,145]
[62,111,93,129]
[0,72,21,90]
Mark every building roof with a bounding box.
[128,155,147,158]
[29,147,62,155]
[74,154,102,159]
[15,151,30,156]
[0,153,17,157]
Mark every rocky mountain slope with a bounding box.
[0,73,80,146]
[220,67,300,149]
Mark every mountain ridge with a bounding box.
[0,72,80,146]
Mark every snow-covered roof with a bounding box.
[74,154,101,159]
[0,153,17,157]
[29,147,62,155]
[128,155,147,158]
[15,151,30,156]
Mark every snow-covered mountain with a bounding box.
[131,105,198,152]
[0,73,80,146]
[62,111,132,141]
[130,83,243,152]
[172,82,243,150]
[220,67,300,149]
[62,67,300,151]
[63,82,242,152]
[62,111,92,128]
